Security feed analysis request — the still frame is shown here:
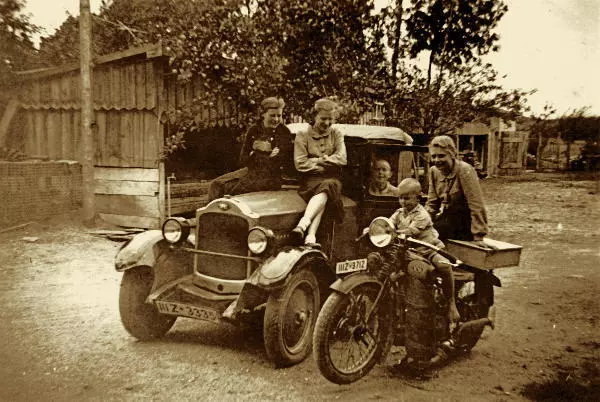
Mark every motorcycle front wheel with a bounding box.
[313,283,391,384]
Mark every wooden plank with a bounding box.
[73,110,81,161]
[25,112,35,155]
[145,61,156,109]
[47,111,60,159]
[158,162,166,221]
[111,64,120,108]
[50,79,61,102]
[95,194,160,217]
[95,110,106,164]
[119,65,127,108]
[0,99,19,147]
[60,75,70,102]
[145,111,160,166]
[127,64,136,108]
[165,76,174,110]
[16,43,163,81]
[71,72,80,103]
[131,112,141,167]
[135,62,146,109]
[120,112,133,165]
[176,81,186,108]
[107,110,121,166]
[98,213,159,229]
[185,81,193,107]
[94,42,163,65]
[31,79,40,103]
[94,179,159,196]
[93,67,102,105]
[34,111,44,156]
[61,111,73,158]
[169,199,208,215]
[170,196,208,207]
[94,167,159,181]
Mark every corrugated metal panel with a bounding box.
[163,75,243,128]
[17,57,162,167]
[20,59,159,111]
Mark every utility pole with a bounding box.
[80,0,95,223]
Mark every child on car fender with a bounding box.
[390,178,460,324]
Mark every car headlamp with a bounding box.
[247,227,273,255]
[162,217,191,244]
[368,217,395,248]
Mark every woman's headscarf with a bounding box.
[429,135,458,159]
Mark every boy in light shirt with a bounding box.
[390,178,460,323]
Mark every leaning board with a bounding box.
[446,238,522,270]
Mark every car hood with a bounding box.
[208,189,356,219]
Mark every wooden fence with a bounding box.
[11,43,245,228]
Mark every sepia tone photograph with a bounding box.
[0,0,598,400]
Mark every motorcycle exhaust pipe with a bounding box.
[453,318,493,346]
[428,318,494,367]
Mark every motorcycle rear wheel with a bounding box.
[456,290,491,350]
[313,283,391,384]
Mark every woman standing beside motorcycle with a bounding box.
[426,135,491,247]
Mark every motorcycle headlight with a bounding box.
[162,217,191,244]
[368,217,395,248]
[247,227,272,255]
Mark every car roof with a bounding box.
[286,123,414,145]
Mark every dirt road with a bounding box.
[0,173,598,401]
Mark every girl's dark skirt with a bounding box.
[298,174,344,222]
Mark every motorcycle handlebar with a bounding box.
[402,235,463,266]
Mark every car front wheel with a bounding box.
[263,269,320,367]
[119,266,176,340]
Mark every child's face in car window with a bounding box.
[372,160,392,185]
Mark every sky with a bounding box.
[23,0,600,117]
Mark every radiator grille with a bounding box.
[196,213,249,280]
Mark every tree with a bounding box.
[0,0,39,110]
[404,0,508,85]
[388,60,530,141]
[527,103,557,171]
[278,0,389,119]
[556,107,600,168]
[386,0,405,81]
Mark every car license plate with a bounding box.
[156,301,220,323]
[336,258,367,274]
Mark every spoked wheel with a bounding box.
[263,270,320,367]
[313,283,391,384]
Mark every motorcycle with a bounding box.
[313,216,500,384]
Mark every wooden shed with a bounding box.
[10,43,245,228]
[415,118,529,177]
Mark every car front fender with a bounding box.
[329,272,383,295]
[115,230,168,272]
[250,246,328,289]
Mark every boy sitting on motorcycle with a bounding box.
[390,178,460,323]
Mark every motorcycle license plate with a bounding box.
[336,258,367,274]
[156,301,220,323]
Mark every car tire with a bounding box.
[119,266,176,340]
[263,269,320,367]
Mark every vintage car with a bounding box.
[115,123,429,367]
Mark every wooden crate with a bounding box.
[446,238,522,270]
